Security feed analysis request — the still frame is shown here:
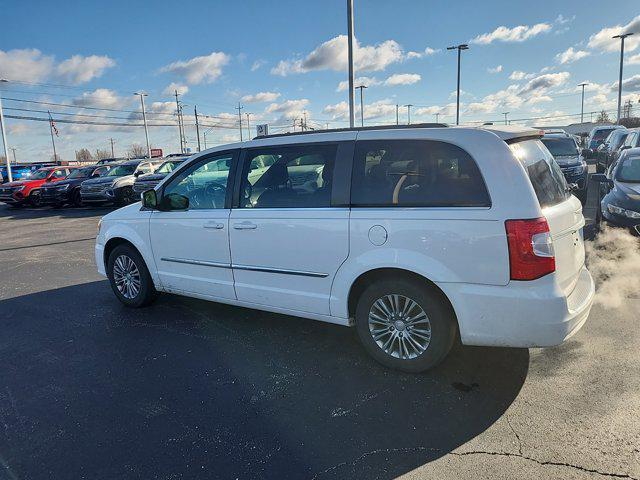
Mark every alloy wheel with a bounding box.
[368,294,432,360]
[112,254,141,299]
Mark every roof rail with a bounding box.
[252,122,448,140]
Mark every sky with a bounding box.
[0,0,639,163]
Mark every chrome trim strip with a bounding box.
[231,263,328,278]
[161,257,230,269]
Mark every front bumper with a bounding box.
[601,208,640,235]
[438,266,595,348]
[81,191,112,203]
[562,169,588,192]
[40,188,70,204]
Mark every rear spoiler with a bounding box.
[504,131,545,144]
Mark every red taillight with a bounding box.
[505,217,555,281]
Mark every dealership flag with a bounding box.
[48,111,59,136]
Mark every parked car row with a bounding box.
[0,156,189,208]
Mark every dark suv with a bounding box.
[132,157,188,196]
[596,128,628,173]
[40,164,112,207]
[80,159,163,206]
[541,133,588,204]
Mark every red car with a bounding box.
[0,166,76,207]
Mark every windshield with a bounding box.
[593,129,615,141]
[157,161,181,174]
[106,164,137,176]
[616,156,640,183]
[510,139,570,208]
[541,137,578,157]
[609,131,628,150]
[66,167,94,179]
[29,169,50,180]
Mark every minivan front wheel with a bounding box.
[107,244,157,308]
[355,279,457,372]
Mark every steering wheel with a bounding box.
[190,181,227,209]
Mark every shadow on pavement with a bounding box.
[0,204,116,220]
[0,281,529,479]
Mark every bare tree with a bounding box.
[127,144,147,158]
[596,110,611,123]
[95,149,112,160]
[76,148,93,163]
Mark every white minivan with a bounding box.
[95,125,595,372]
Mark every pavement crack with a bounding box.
[451,450,638,479]
[505,415,523,455]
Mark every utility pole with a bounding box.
[303,111,308,131]
[435,112,440,123]
[346,0,355,128]
[203,131,208,150]
[0,79,11,181]
[10,147,17,164]
[134,92,151,158]
[355,85,367,127]
[447,43,469,125]
[578,82,588,123]
[194,106,202,152]
[109,138,115,157]
[502,112,509,125]
[174,90,184,153]
[404,104,413,125]
[47,111,58,163]
[245,112,252,139]
[613,32,634,124]
[395,104,399,125]
[236,102,244,141]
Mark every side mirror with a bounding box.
[134,171,142,177]
[620,145,630,151]
[92,172,101,178]
[591,174,614,187]
[159,192,189,211]
[142,189,158,209]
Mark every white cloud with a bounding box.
[519,72,570,95]
[0,48,54,82]
[271,35,403,76]
[406,47,440,59]
[587,15,640,53]
[555,47,590,64]
[162,82,189,96]
[7,123,30,136]
[322,101,349,120]
[241,91,281,103]
[336,76,379,92]
[160,51,230,84]
[487,65,503,74]
[72,89,131,109]
[555,14,574,25]
[509,70,534,81]
[622,75,640,92]
[383,73,421,86]
[251,60,266,71]
[265,99,310,121]
[627,53,640,65]
[55,55,115,85]
[471,23,552,45]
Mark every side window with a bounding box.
[351,140,490,207]
[239,144,337,208]
[138,163,152,174]
[52,169,67,179]
[162,152,235,210]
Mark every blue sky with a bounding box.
[1,0,639,162]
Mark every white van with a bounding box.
[95,125,595,372]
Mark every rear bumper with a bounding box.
[439,266,595,348]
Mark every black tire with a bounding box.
[72,188,83,207]
[29,191,42,207]
[596,163,604,174]
[355,278,457,373]
[595,202,603,231]
[116,187,135,207]
[107,244,157,308]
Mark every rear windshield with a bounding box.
[593,129,614,141]
[541,137,578,157]
[616,156,640,183]
[509,139,570,208]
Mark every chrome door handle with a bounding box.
[233,222,257,230]
[203,222,225,230]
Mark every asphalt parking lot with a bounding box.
[0,174,638,480]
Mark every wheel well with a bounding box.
[347,268,457,321]
[103,237,139,270]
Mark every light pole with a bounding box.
[10,147,17,164]
[347,0,355,128]
[447,43,469,125]
[0,79,12,181]
[404,104,413,125]
[502,112,509,125]
[395,104,399,125]
[245,112,252,139]
[236,102,244,141]
[134,92,151,158]
[355,85,367,127]
[578,82,588,123]
[613,32,634,124]
[435,112,440,123]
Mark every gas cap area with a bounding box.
[368,225,388,246]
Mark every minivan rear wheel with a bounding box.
[107,244,157,308]
[355,279,457,372]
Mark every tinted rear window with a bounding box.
[351,140,490,207]
[510,140,569,208]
